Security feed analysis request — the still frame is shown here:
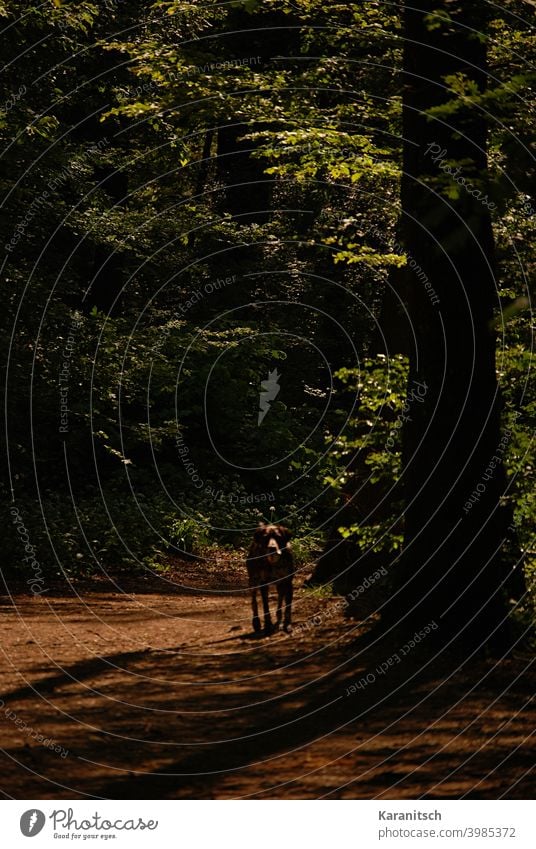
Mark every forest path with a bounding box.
[0,554,534,799]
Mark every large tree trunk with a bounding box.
[391,1,523,645]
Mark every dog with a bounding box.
[246,523,294,634]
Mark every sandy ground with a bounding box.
[0,554,534,799]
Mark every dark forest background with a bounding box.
[1,0,534,645]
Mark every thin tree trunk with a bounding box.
[195,129,214,197]
[216,123,271,222]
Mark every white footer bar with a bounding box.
[3,800,534,848]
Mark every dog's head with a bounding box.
[252,523,292,566]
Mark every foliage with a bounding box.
[0,0,533,602]
[325,356,408,557]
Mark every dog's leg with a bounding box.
[276,581,284,630]
[251,587,261,633]
[260,583,273,634]
[283,579,293,632]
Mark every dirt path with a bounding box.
[0,555,534,799]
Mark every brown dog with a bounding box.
[246,523,294,634]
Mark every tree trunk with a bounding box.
[391,1,524,645]
[216,123,272,222]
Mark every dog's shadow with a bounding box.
[211,628,291,645]
[240,627,292,642]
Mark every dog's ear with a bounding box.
[253,523,266,543]
[278,525,292,544]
